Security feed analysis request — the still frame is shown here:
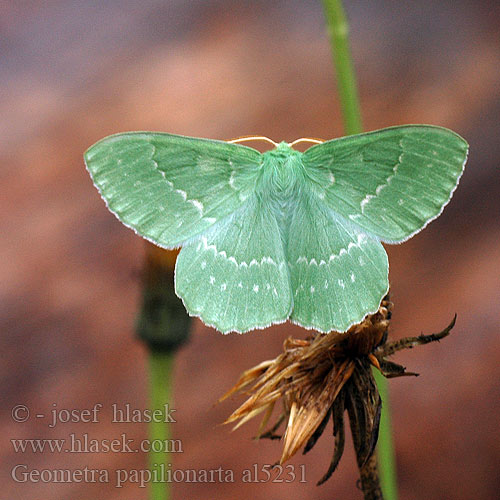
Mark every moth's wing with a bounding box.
[175,197,292,333]
[302,125,468,243]
[84,132,262,247]
[288,189,388,333]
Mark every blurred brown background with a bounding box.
[1,1,499,499]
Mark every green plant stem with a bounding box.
[374,369,398,500]
[137,245,191,500]
[149,350,174,500]
[322,1,398,499]
[322,0,362,136]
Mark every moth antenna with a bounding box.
[227,136,279,147]
[289,137,325,147]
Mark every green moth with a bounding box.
[84,125,468,334]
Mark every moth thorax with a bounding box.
[262,145,303,195]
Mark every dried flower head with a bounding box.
[221,297,455,486]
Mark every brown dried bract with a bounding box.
[221,297,456,486]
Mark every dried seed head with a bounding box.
[221,297,455,484]
[221,299,393,463]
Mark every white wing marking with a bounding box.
[199,236,281,268]
[294,233,368,265]
[359,153,403,213]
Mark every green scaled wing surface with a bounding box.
[85,132,292,333]
[287,188,388,333]
[85,133,261,247]
[85,125,468,334]
[303,125,468,243]
[175,197,292,333]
